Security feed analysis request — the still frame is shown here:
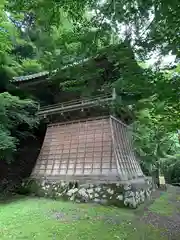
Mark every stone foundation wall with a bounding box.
[20,178,153,209]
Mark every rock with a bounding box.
[80,184,91,188]
[57,192,62,197]
[124,198,129,206]
[94,198,101,203]
[61,181,66,187]
[116,195,123,200]
[77,188,89,201]
[78,188,86,195]
[70,195,75,201]
[124,191,135,198]
[95,187,101,192]
[66,188,78,196]
[131,198,137,209]
[86,188,94,194]
[107,189,114,195]
[124,196,138,209]
[124,184,131,191]
[41,181,45,187]
[89,194,93,199]
[116,182,121,187]
[34,179,153,209]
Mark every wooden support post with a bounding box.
[110,88,116,116]
[112,88,116,100]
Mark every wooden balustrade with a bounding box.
[37,93,114,117]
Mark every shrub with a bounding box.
[161,154,180,184]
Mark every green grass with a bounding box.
[149,191,175,216]
[0,197,166,240]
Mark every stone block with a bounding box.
[21,177,152,209]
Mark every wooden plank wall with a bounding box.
[32,117,119,182]
[110,116,143,180]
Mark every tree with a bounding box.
[1,0,179,178]
[133,105,179,173]
[0,92,38,162]
[0,1,18,91]
[7,0,180,60]
[115,65,179,180]
[0,2,39,163]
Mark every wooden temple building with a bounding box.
[11,44,144,184]
[33,98,143,183]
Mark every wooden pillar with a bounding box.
[110,88,116,116]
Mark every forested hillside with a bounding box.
[0,0,179,185]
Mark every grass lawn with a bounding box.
[149,192,175,216]
[149,186,180,216]
[0,196,166,240]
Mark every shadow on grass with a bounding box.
[0,193,29,205]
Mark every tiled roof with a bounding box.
[11,58,91,83]
[11,44,127,84]
[12,71,49,82]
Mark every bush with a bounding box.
[161,154,180,184]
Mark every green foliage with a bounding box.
[133,109,176,173]
[7,0,90,27]
[0,2,19,89]
[12,39,36,59]
[131,96,180,174]
[112,55,179,175]
[0,92,38,162]
[7,0,180,59]
[0,2,15,54]
[161,154,180,184]
[21,59,43,74]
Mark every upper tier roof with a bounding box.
[12,71,49,82]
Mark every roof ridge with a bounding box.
[11,57,91,83]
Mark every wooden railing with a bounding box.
[38,92,115,117]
